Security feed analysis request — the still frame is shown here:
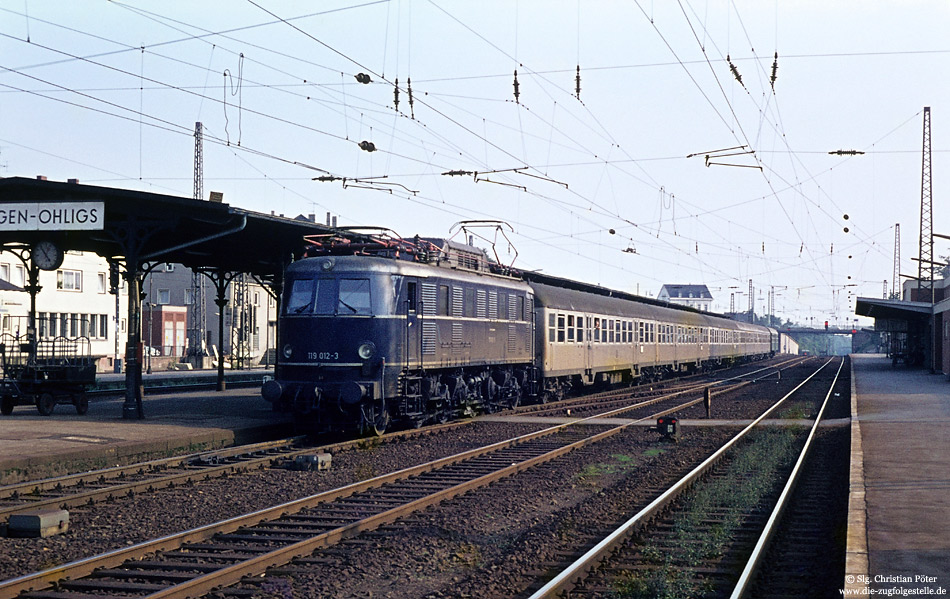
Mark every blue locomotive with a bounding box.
[262,231,777,433]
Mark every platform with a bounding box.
[847,354,950,594]
[0,378,292,484]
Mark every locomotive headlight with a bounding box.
[282,344,293,359]
[357,341,376,361]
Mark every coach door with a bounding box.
[584,315,594,383]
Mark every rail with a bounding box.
[0,369,765,599]
[526,357,834,598]
[728,357,845,598]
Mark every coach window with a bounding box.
[549,313,556,342]
[577,317,585,342]
[286,279,314,314]
[567,315,575,342]
[557,314,566,342]
[593,317,600,342]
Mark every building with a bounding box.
[657,284,713,311]
[143,266,277,369]
[0,252,127,371]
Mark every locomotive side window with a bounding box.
[338,279,372,315]
[464,288,475,317]
[286,279,315,314]
[407,281,418,313]
[439,285,450,315]
[517,295,526,321]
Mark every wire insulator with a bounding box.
[575,65,581,99]
[513,70,520,104]
[407,77,415,119]
[355,73,372,84]
[393,77,400,111]
[727,54,744,88]
[770,52,778,91]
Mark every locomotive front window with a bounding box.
[337,279,372,315]
[286,279,315,314]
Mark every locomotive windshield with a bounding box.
[285,277,373,316]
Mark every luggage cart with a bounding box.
[0,335,96,416]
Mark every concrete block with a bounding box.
[8,509,69,538]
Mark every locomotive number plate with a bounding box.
[309,352,339,361]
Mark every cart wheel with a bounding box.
[74,393,89,415]
[36,393,56,416]
[1,396,14,416]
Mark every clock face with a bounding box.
[33,241,64,271]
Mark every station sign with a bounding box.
[0,202,105,231]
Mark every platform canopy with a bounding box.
[0,176,335,419]
[854,297,932,323]
[0,176,331,277]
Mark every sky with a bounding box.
[1,1,947,328]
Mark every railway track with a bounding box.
[0,358,803,528]
[0,368,768,599]
[0,421,473,528]
[525,356,845,599]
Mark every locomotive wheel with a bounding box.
[363,400,390,436]
[1,395,14,416]
[74,393,89,415]
[36,393,56,416]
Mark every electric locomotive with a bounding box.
[261,232,536,433]
[263,228,778,434]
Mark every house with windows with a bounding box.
[0,251,127,371]
[143,265,276,367]
[0,249,277,372]
[657,284,713,312]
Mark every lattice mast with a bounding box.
[918,107,934,302]
[191,122,208,356]
[748,279,753,320]
[893,223,901,299]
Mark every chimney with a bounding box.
[332,216,338,227]
[67,178,79,184]
[36,175,47,181]
[326,212,331,226]
[308,213,315,223]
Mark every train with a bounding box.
[261,231,779,434]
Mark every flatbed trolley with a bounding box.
[0,334,96,416]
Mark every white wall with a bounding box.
[0,252,127,361]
